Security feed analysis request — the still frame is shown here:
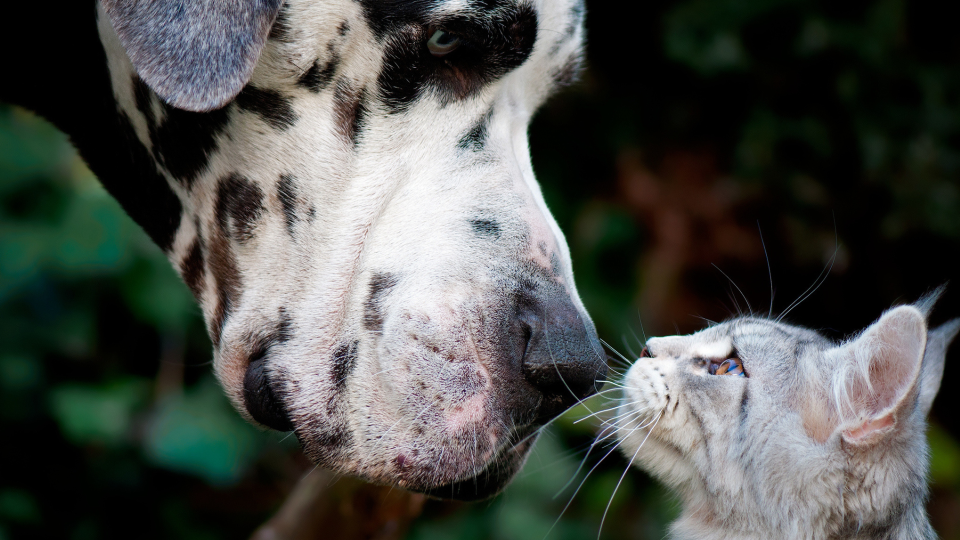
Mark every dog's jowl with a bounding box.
[4,0,604,499]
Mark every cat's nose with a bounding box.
[518,291,606,422]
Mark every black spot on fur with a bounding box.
[215,173,265,243]
[277,174,300,236]
[243,309,294,432]
[458,109,492,151]
[364,273,398,332]
[298,57,338,93]
[333,81,368,146]
[338,20,350,36]
[470,218,501,239]
[207,231,241,348]
[208,173,262,345]
[110,111,184,252]
[331,341,359,389]
[299,337,358,463]
[356,0,434,39]
[373,4,538,112]
[152,100,231,188]
[180,234,206,299]
[236,85,298,130]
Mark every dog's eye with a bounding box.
[427,28,461,57]
[709,357,746,377]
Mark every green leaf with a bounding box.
[929,422,960,488]
[0,489,41,524]
[143,377,266,486]
[0,355,42,391]
[48,378,150,446]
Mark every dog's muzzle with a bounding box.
[515,284,605,421]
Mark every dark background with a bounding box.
[2,0,960,538]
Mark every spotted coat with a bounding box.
[4,0,605,499]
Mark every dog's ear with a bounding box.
[101,0,284,112]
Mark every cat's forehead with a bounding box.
[680,318,832,355]
[730,318,830,346]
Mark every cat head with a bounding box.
[616,289,959,539]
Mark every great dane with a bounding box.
[3,0,605,499]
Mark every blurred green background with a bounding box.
[3,0,960,538]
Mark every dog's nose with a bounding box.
[516,288,606,422]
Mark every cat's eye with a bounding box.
[427,28,461,57]
[709,357,746,377]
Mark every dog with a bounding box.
[2,0,605,500]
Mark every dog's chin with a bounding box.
[417,434,537,502]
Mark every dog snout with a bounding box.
[516,286,606,422]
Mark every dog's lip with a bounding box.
[416,428,538,501]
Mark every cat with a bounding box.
[615,289,959,540]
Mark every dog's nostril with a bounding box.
[518,292,606,421]
[243,354,294,432]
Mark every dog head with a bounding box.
[99,0,604,499]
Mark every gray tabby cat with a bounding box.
[616,290,959,540]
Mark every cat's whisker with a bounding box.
[593,400,652,424]
[589,387,627,398]
[690,314,719,327]
[606,406,663,433]
[584,408,662,461]
[620,334,640,362]
[603,364,627,376]
[596,376,627,388]
[757,220,775,319]
[598,410,663,540]
[776,243,838,323]
[628,323,646,354]
[713,263,753,315]
[574,399,645,425]
[553,405,659,505]
[593,379,628,390]
[510,389,616,455]
[601,338,635,368]
[544,428,639,540]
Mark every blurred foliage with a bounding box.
[2,0,960,538]
[0,106,297,539]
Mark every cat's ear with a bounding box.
[915,284,948,319]
[918,318,960,415]
[828,306,927,445]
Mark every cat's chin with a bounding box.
[417,435,535,501]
